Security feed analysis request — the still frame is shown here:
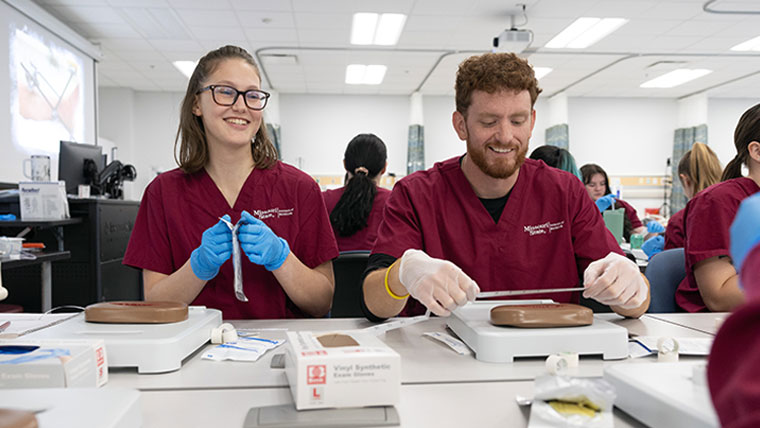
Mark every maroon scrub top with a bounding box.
[123,162,339,319]
[664,209,685,250]
[616,199,643,230]
[676,177,760,312]
[373,157,623,316]
[323,186,391,252]
[708,297,760,428]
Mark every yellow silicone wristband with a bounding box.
[384,260,408,300]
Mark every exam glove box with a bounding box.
[284,331,400,410]
[19,181,70,220]
[0,339,107,388]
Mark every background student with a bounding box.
[528,145,582,180]
[707,193,760,427]
[323,133,390,252]
[124,45,338,319]
[664,142,723,250]
[677,103,760,312]
[580,163,664,244]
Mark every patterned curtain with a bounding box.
[407,124,424,174]
[670,124,707,214]
[265,123,281,159]
[545,124,569,149]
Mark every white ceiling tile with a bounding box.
[49,5,126,23]
[148,39,204,52]
[166,0,232,8]
[236,11,296,28]
[293,13,349,30]
[229,0,293,12]
[297,29,349,46]
[174,9,238,26]
[189,26,246,41]
[73,22,142,39]
[96,37,155,50]
[244,28,299,43]
[107,0,169,7]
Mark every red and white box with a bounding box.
[284,331,400,410]
[0,339,108,388]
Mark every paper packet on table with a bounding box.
[202,336,284,362]
[528,375,616,428]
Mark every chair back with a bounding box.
[645,248,686,313]
[331,251,370,318]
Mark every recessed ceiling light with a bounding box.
[640,69,712,88]
[351,13,407,46]
[345,64,387,85]
[730,35,760,51]
[533,67,553,80]
[545,17,627,49]
[172,61,197,79]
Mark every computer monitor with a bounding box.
[58,140,104,194]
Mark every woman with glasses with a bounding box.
[323,133,389,251]
[124,45,338,319]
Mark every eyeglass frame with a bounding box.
[197,85,270,110]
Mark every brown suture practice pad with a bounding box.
[0,408,38,428]
[85,301,189,324]
[489,303,593,328]
[317,333,360,348]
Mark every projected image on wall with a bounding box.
[9,26,84,153]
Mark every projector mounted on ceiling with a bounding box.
[493,28,533,53]
[492,4,533,53]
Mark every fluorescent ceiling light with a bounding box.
[351,12,407,46]
[533,67,553,80]
[730,35,760,51]
[173,61,197,79]
[545,17,627,49]
[640,69,712,88]
[345,64,387,85]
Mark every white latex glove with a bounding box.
[583,252,648,309]
[397,249,480,316]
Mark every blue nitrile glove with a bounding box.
[646,221,665,234]
[190,215,233,280]
[239,210,290,271]
[730,193,760,273]
[0,214,17,221]
[641,235,665,259]
[595,194,616,212]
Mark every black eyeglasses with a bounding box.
[197,85,270,110]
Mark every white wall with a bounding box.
[708,98,759,168]
[98,89,755,216]
[279,94,409,175]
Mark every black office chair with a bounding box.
[645,248,686,313]
[331,251,371,318]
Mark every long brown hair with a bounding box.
[174,45,278,173]
[678,142,722,194]
[721,103,760,181]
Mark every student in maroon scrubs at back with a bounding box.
[361,53,650,320]
[677,103,760,312]
[123,46,338,319]
[664,142,722,249]
[708,193,760,427]
[323,134,390,252]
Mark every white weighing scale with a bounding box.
[446,302,628,363]
[604,362,719,428]
[23,306,222,373]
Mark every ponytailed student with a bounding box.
[323,133,390,252]
[677,103,760,312]
[664,142,722,250]
[124,45,338,319]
